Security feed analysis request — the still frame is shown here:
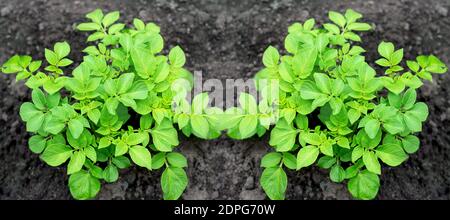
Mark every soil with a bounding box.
[0,0,449,200]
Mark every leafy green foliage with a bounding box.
[0,9,204,200]
[2,8,447,201]
[226,9,447,200]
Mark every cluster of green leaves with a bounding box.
[230,9,447,200]
[0,9,207,200]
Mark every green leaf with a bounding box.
[130,48,152,77]
[375,58,391,67]
[401,88,417,110]
[43,78,65,94]
[123,81,148,100]
[86,9,104,22]
[285,34,300,54]
[261,152,283,168]
[151,119,179,151]
[54,42,70,58]
[383,115,405,134]
[67,151,86,175]
[405,102,428,121]
[69,171,100,200]
[140,114,153,130]
[329,11,346,27]
[390,49,403,65]
[324,23,340,35]
[114,141,129,156]
[108,23,125,34]
[343,32,361,42]
[376,143,408,166]
[28,135,47,153]
[239,93,257,114]
[348,170,380,200]
[296,145,319,170]
[336,137,350,149]
[263,46,280,68]
[98,137,111,149]
[112,156,131,169]
[77,22,102,31]
[149,34,164,54]
[352,146,364,162]
[40,142,72,166]
[345,9,362,23]
[58,58,73,67]
[239,115,258,138]
[1,55,24,73]
[293,48,318,78]
[362,151,381,175]
[161,167,188,200]
[19,102,41,121]
[102,11,120,27]
[169,46,186,68]
[378,41,394,58]
[260,167,287,200]
[103,164,119,183]
[425,55,446,71]
[401,135,420,154]
[303,18,315,30]
[117,73,135,94]
[68,118,84,139]
[283,153,297,170]
[31,89,47,110]
[133,18,145,30]
[294,114,308,130]
[87,32,106,42]
[407,60,420,72]
[84,146,97,162]
[26,112,45,132]
[300,80,323,99]
[330,164,346,183]
[120,34,133,53]
[152,152,166,170]
[317,156,336,169]
[347,22,371,31]
[45,117,66,134]
[154,62,170,83]
[319,141,333,156]
[89,166,103,179]
[129,145,152,170]
[278,62,294,83]
[364,119,380,139]
[315,34,329,52]
[314,73,331,94]
[348,109,361,124]
[403,113,421,132]
[190,115,210,139]
[126,133,146,146]
[302,132,321,146]
[269,119,297,152]
[166,152,188,168]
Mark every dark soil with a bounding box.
[0,0,449,200]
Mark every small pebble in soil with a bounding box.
[1,5,13,17]
[435,4,448,17]
[211,191,219,199]
[244,176,255,190]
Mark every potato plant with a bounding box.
[0,9,222,200]
[225,9,447,200]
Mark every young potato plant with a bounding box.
[0,9,220,200]
[229,9,447,200]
